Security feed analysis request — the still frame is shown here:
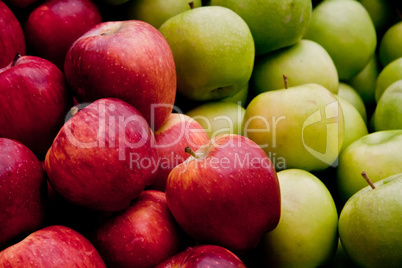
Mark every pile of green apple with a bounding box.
[0,0,401,267]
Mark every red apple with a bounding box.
[24,0,102,70]
[0,225,106,267]
[0,138,47,247]
[64,20,176,131]
[93,190,187,268]
[165,134,281,252]
[0,54,72,158]
[152,113,209,191]
[45,98,158,212]
[156,245,246,268]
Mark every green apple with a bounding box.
[186,101,245,139]
[337,82,367,122]
[126,0,202,29]
[338,173,402,267]
[336,96,368,152]
[360,0,399,33]
[257,169,338,267]
[304,0,376,80]
[243,83,344,171]
[251,39,339,95]
[221,84,248,107]
[379,21,402,67]
[347,56,379,107]
[374,80,402,131]
[336,130,402,202]
[375,57,402,101]
[210,0,312,55]
[158,6,254,101]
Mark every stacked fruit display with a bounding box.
[0,0,401,267]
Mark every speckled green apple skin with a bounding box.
[159,6,254,101]
[336,130,402,202]
[337,83,367,122]
[379,21,402,67]
[251,39,339,95]
[374,80,402,131]
[304,0,376,80]
[127,0,202,29]
[210,0,312,55]
[339,174,402,267]
[375,57,402,101]
[243,83,344,171]
[258,169,338,267]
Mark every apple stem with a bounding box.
[283,74,288,89]
[361,171,376,189]
[188,1,194,9]
[12,53,21,67]
[70,106,79,116]
[185,146,198,159]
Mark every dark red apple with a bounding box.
[45,98,159,212]
[152,113,209,191]
[165,134,281,252]
[0,138,47,247]
[93,190,186,268]
[0,54,72,158]
[24,0,102,69]
[0,1,25,68]
[0,225,106,267]
[156,245,246,268]
[64,20,176,131]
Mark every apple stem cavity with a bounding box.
[188,1,194,9]
[12,53,21,67]
[185,146,198,159]
[361,171,376,190]
[283,74,288,89]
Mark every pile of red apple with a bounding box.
[1,0,402,267]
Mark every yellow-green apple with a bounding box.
[165,134,280,252]
[0,138,47,247]
[186,102,245,139]
[257,169,338,267]
[374,80,402,131]
[337,82,367,122]
[152,113,209,191]
[25,0,102,70]
[336,96,368,152]
[156,245,246,268]
[127,0,202,29]
[379,21,402,67]
[0,55,72,158]
[348,56,379,107]
[0,1,25,68]
[93,190,187,268]
[211,0,312,55]
[304,0,376,80]
[45,98,158,211]
[0,225,106,267]
[338,173,402,267]
[243,83,344,171]
[336,130,402,202]
[158,6,254,101]
[375,57,402,101]
[251,39,339,95]
[64,20,176,131]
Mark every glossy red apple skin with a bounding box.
[152,113,209,191]
[0,55,72,158]
[156,245,246,268]
[0,1,25,68]
[45,98,159,212]
[64,20,176,131]
[0,225,106,267]
[166,134,281,252]
[0,138,47,247]
[24,0,102,70]
[93,190,186,268]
